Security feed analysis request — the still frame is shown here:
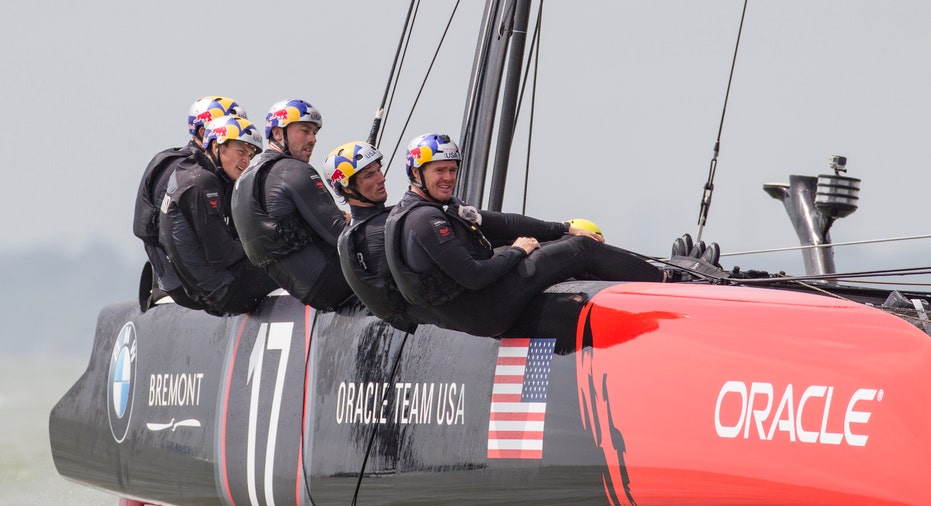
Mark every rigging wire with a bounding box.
[642,235,931,286]
[457,0,511,205]
[718,233,931,258]
[848,279,931,287]
[784,279,931,329]
[383,0,463,177]
[368,0,419,146]
[734,266,931,285]
[325,6,426,505]
[511,0,541,134]
[486,0,531,211]
[518,1,543,215]
[653,234,931,286]
[378,0,423,149]
[695,0,748,243]
[351,328,413,506]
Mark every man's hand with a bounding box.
[568,224,605,243]
[513,236,540,255]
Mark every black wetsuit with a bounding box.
[338,203,431,332]
[385,191,664,336]
[231,150,352,310]
[132,140,203,310]
[159,149,279,315]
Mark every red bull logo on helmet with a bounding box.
[326,142,381,187]
[190,110,219,133]
[273,108,292,122]
[408,146,434,167]
[189,97,243,134]
[266,107,295,131]
[331,168,347,186]
[407,134,460,169]
[212,124,244,145]
[266,100,322,133]
[195,110,216,124]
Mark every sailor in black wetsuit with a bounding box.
[159,115,279,316]
[133,96,246,311]
[230,99,353,311]
[323,141,432,332]
[384,133,666,337]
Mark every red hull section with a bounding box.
[577,283,931,505]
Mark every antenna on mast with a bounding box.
[696,0,748,243]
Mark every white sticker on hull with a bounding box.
[146,418,203,431]
[107,322,138,443]
[148,372,205,406]
[715,381,880,447]
[335,381,466,426]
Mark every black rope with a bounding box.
[350,329,413,506]
[368,0,419,146]
[384,0,462,178]
[512,1,540,131]
[519,1,543,215]
[378,0,423,149]
[734,266,931,285]
[696,0,748,243]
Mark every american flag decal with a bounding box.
[487,337,556,459]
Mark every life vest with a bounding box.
[232,153,318,267]
[158,151,239,308]
[384,193,492,307]
[337,207,410,320]
[133,146,192,246]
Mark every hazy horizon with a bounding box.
[4,1,931,280]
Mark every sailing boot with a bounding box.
[138,261,154,313]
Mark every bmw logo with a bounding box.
[107,322,137,443]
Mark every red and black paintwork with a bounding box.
[50,280,931,505]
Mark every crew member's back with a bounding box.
[231,99,353,311]
[133,96,247,311]
[159,115,278,315]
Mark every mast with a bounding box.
[487,0,531,212]
[457,0,532,210]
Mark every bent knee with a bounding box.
[566,233,598,253]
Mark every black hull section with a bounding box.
[50,300,240,504]
[51,280,931,504]
[50,285,607,505]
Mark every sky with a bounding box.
[3,0,931,286]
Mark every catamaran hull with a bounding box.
[50,281,931,505]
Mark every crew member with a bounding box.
[231,100,353,310]
[324,141,431,331]
[159,115,279,316]
[133,96,246,311]
[384,133,666,337]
